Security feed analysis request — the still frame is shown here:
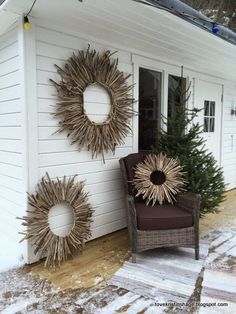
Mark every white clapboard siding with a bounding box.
[0,211,23,235]
[78,169,122,185]
[0,56,20,77]
[0,151,22,166]
[0,70,20,90]
[94,198,126,217]
[221,84,236,189]
[0,185,26,206]
[39,158,122,178]
[88,190,125,206]
[0,27,18,49]
[0,162,23,180]
[0,174,24,193]
[0,197,25,218]
[0,42,18,64]
[85,179,123,196]
[36,27,131,63]
[0,84,21,102]
[0,26,27,270]
[35,25,134,243]
[39,147,133,167]
[38,125,132,141]
[0,113,21,126]
[0,126,22,139]
[0,98,21,114]
[38,137,132,154]
[91,218,127,240]
[0,139,22,153]
[91,208,126,228]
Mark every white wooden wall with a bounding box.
[1,20,236,267]
[222,83,236,189]
[35,25,134,239]
[0,24,27,270]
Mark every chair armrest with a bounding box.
[176,192,201,222]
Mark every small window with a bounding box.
[204,101,215,133]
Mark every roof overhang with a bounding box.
[1,0,236,82]
[139,0,236,46]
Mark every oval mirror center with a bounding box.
[48,202,74,237]
[83,84,111,123]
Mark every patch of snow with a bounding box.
[94,276,103,285]
[1,299,36,314]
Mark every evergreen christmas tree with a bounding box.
[153,77,225,217]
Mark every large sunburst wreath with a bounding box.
[50,46,134,161]
[19,173,93,268]
[133,153,186,206]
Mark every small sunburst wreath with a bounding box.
[133,153,186,206]
[18,173,93,268]
[50,46,134,162]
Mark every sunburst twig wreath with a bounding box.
[133,153,186,206]
[50,46,134,162]
[18,173,93,268]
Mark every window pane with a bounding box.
[168,75,186,122]
[209,118,215,132]
[204,117,209,132]
[139,68,162,150]
[204,101,210,116]
[210,101,215,116]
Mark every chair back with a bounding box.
[119,152,149,197]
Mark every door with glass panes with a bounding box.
[138,70,186,151]
[194,79,222,165]
[138,68,162,151]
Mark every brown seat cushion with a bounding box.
[135,202,193,230]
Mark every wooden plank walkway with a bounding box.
[199,230,236,314]
[109,241,210,304]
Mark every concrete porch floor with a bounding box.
[27,189,236,291]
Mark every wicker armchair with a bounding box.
[119,152,201,263]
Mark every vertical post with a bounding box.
[132,61,139,152]
[18,16,39,263]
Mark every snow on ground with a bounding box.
[0,228,235,313]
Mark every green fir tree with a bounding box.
[153,78,225,217]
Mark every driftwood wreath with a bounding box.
[133,153,186,206]
[50,46,134,161]
[19,173,93,268]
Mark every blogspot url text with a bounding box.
[154,301,228,308]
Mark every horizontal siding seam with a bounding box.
[0,83,20,91]
[0,54,19,66]
[0,194,24,208]
[0,40,18,53]
[0,183,24,195]
[0,160,22,167]
[0,69,19,79]
[0,97,21,103]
